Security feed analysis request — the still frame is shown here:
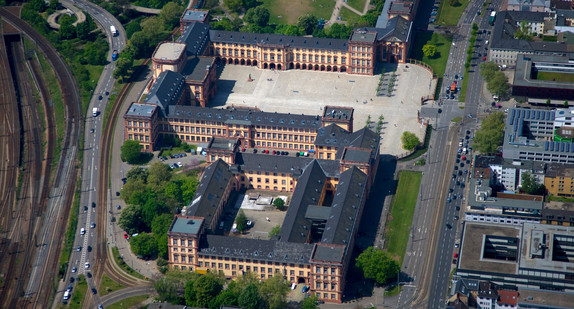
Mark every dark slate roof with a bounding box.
[186,159,232,227]
[233,153,341,178]
[166,105,323,130]
[125,103,157,118]
[181,56,214,82]
[181,9,208,23]
[362,16,412,43]
[199,234,313,264]
[342,148,371,163]
[311,244,346,263]
[279,160,327,243]
[178,22,210,56]
[209,30,349,51]
[315,125,380,160]
[144,70,185,112]
[321,166,367,245]
[474,155,504,169]
[491,11,569,53]
[505,10,546,22]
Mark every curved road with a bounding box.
[51,1,127,307]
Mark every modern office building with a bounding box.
[474,156,545,192]
[502,107,574,164]
[512,54,574,100]
[456,222,574,294]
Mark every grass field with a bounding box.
[411,32,452,77]
[99,274,126,296]
[346,0,366,12]
[262,0,335,24]
[536,71,574,83]
[339,6,360,22]
[436,0,471,26]
[106,295,149,309]
[385,171,422,265]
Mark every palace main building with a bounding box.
[122,5,406,303]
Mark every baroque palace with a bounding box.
[121,5,412,303]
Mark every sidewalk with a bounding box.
[107,66,161,280]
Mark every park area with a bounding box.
[536,71,574,83]
[261,0,335,24]
[435,0,470,26]
[411,32,452,77]
[384,171,422,264]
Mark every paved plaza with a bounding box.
[211,63,436,156]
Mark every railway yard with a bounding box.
[0,8,82,308]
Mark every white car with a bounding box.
[71,267,77,273]
[85,262,90,269]
[176,162,183,168]
[80,228,86,235]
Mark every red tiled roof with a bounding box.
[498,290,519,306]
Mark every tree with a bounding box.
[125,20,142,40]
[422,44,437,58]
[301,295,319,309]
[243,0,259,9]
[259,274,290,309]
[546,98,551,106]
[82,41,107,65]
[160,2,184,30]
[238,284,265,309]
[193,273,224,308]
[213,289,239,307]
[141,198,168,229]
[272,197,285,210]
[119,204,144,235]
[223,0,242,12]
[141,16,165,43]
[401,131,421,151]
[128,31,151,59]
[449,0,460,6]
[244,7,270,27]
[514,21,533,40]
[59,14,76,39]
[127,167,149,182]
[479,61,499,81]
[120,179,147,205]
[114,57,133,82]
[130,233,158,259]
[236,210,248,232]
[155,275,186,304]
[473,112,505,154]
[355,247,400,285]
[487,71,510,97]
[298,14,318,35]
[565,101,570,108]
[147,162,172,192]
[121,140,143,163]
[269,225,281,238]
[521,172,545,195]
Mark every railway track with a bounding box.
[0,7,82,308]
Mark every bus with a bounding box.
[110,25,118,37]
[489,11,496,26]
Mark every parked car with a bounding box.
[80,228,86,235]
[71,267,77,273]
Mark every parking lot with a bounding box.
[211,63,436,156]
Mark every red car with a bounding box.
[454,253,459,258]
[124,233,129,239]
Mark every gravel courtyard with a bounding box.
[210,63,435,156]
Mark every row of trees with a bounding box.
[155,270,314,309]
[479,62,510,98]
[119,161,199,260]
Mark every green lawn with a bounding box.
[111,247,147,280]
[436,0,471,26]
[262,0,335,24]
[105,295,149,309]
[385,171,422,265]
[339,6,360,23]
[346,0,366,12]
[536,71,574,83]
[99,274,126,296]
[411,32,452,77]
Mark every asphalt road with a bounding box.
[426,0,505,307]
[54,0,126,306]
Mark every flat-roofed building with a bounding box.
[179,9,209,32]
[151,42,188,81]
[322,106,354,132]
[513,54,574,100]
[544,163,574,197]
[457,222,574,293]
